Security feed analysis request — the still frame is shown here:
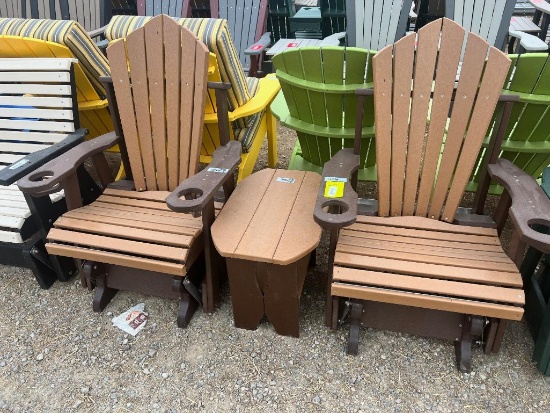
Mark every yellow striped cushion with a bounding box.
[105,15,252,112]
[0,18,110,98]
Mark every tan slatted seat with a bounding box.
[46,189,204,276]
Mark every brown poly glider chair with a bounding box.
[314,18,550,372]
[18,15,242,327]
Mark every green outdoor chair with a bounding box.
[467,52,550,194]
[271,47,377,180]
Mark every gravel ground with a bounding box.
[1,124,550,412]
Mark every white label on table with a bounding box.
[324,177,348,182]
[207,167,229,173]
[276,177,296,184]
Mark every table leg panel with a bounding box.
[264,255,310,337]
[227,258,265,330]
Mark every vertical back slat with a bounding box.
[443,46,511,221]
[323,48,345,128]
[478,0,495,40]
[370,0,383,50]
[487,0,506,48]
[67,0,77,20]
[415,19,463,217]
[390,34,415,216]
[145,16,168,191]
[188,35,209,177]
[126,27,158,190]
[178,24,198,182]
[373,44,393,217]
[377,0,394,50]
[107,39,147,191]
[402,23,440,216]
[470,0,485,35]
[165,15,182,189]
[355,0,366,48]
[428,33,489,219]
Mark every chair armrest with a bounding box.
[166,141,241,213]
[313,148,360,230]
[203,75,280,123]
[17,131,119,196]
[0,129,88,186]
[489,158,550,254]
[96,39,109,50]
[244,32,272,55]
[508,30,549,52]
[319,32,346,46]
[88,25,108,39]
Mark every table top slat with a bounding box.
[272,172,322,264]
[212,169,322,264]
[234,170,306,262]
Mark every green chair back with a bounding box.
[272,46,377,180]
[468,53,550,194]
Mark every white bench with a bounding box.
[0,58,88,287]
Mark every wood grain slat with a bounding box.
[233,170,305,261]
[335,242,517,272]
[188,33,209,178]
[145,16,168,191]
[48,228,188,262]
[178,26,197,182]
[54,217,194,247]
[428,32,488,220]
[335,252,522,287]
[390,34,415,216]
[61,209,201,236]
[355,215,497,236]
[337,235,511,261]
[96,195,172,211]
[333,266,524,305]
[102,188,171,201]
[272,172,322,264]
[344,222,500,245]
[443,46,512,222]
[126,26,157,190]
[402,23,440,215]
[415,19,463,217]
[373,44,393,217]
[107,40,146,191]
[46,243,186,276]
[331,283,524,321]
[339,229,504,252]
[89,201,199,220]
[211,169,275,256]
[165,15,182,190]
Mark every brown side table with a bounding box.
[211,169,322,337]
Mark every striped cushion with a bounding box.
[0,18,110,98]
[105,15,252,112]
[236,77,264,152]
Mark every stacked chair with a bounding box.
[0,58,99,288]
[0,18,114,141]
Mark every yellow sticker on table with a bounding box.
[324,181,345,198]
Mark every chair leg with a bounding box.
[177,290,199,328]
[266,109,278,168]
[347,301,363,355]
[455,315,484,372]
[86,262,118,312]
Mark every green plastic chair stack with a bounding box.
[271,47,377,180]
[468,53,550,194]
